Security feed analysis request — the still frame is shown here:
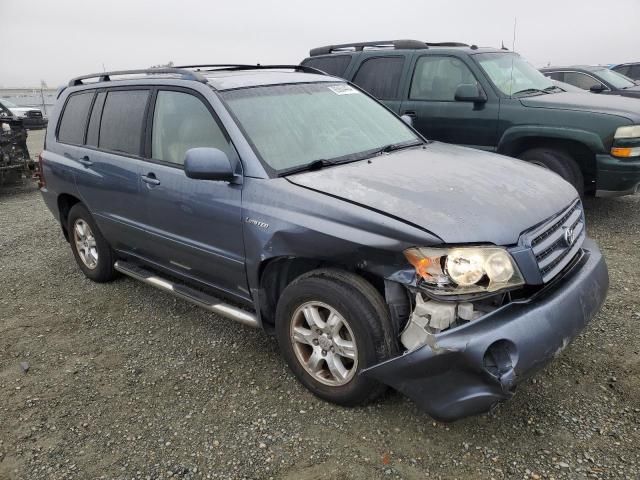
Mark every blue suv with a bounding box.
[39,65,608,421]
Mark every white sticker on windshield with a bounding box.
[328,84,359,95]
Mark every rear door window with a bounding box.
[545,71,565,82]
[410,56,477,101]
[151,90,233,166]
[352,57,405,100]
[302,56,352,77]
[99,90,149,155]
[58,92,94,145]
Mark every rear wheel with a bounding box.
[275,269,394,407]
[519,148,584,197]
[67,203,118,282]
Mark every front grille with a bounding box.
[522,199,585,283]
[26,111,42,118]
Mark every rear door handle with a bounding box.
[402,111,417,117]
[141,173,161,186]
[78,155,93,167]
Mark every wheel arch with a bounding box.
[255,256,388,332]
[57,193,82,241]
[498,130,601,194]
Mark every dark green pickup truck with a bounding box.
[301,40,640,197]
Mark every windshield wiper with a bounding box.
[512,88,549,97]
[279,159,337,176]
[543,85,563,93]
[372,140,424,156]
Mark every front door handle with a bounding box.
[402,111,417,117]
[141,173,161,186]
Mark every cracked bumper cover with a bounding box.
[362,238,609,422]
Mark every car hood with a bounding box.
[520,92,640,122]
[617,86,640,98]
[286,143,578,245]
[9,107,40,114]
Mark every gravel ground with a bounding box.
[1,130,639,479]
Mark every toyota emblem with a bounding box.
[564,226,575,246]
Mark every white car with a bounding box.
[0,99,48,128]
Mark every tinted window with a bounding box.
[612,65,630,76]
[631,65,640,80]
[410,56,477,101]
[86,92,106,147]
[99,90,149,155]
[352,57,404,100]
[563,72,603,90]
[303,56,352,77]
[151,90,232,166]
[58,92,94,144]
[545,71,564,82]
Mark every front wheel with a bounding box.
[275,269,394,407]
[519,148,584,197]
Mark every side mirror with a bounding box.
[184,147,235,181]
[400,114,413,127]
[589,84,606,93]
[454,83,487,103]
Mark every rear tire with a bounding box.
[519,148,584,197]
[275,268,395,407]
[67,203,118,283]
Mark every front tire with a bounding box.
[67,203,118,283]
[275,269,394,407]
[519,148,584,197]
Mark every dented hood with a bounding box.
[286,142,578,245]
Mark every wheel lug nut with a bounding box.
[321,350,327,356]
[312,339,319,345]
[330,346,335,352]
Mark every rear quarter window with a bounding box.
[351,56,404,100]
[98,90,149,155]
[302,55,352,77]
[58,92,94,145]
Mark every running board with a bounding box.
[114,260,259,328]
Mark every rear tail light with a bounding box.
[35,153,46,189]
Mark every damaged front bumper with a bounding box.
[362,238,609,422]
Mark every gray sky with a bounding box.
[1,0,638,87]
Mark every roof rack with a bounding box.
[310,40,427,57]
[68,68,207,87]
[174,64,327,75]
[68,64,328,88]
[309,40,470,57]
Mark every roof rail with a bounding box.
[68,68,208,87]
[425,42,469,47]
[174,64,327,75]
[310,40,429,57]
[309,40,473,56]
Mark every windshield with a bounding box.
[221,82,420,173]
[593,68,636,89]
[1,99,18,108]
[474,52,554,97]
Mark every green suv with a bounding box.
[301,40,640,197]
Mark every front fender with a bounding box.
[498,126,606,155]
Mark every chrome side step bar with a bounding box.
[114,260,259,328]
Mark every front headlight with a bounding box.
[404,246,524,296]
[612,125,640,158]
[614,125,640,139]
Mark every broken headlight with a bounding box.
[403,246,524,295]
